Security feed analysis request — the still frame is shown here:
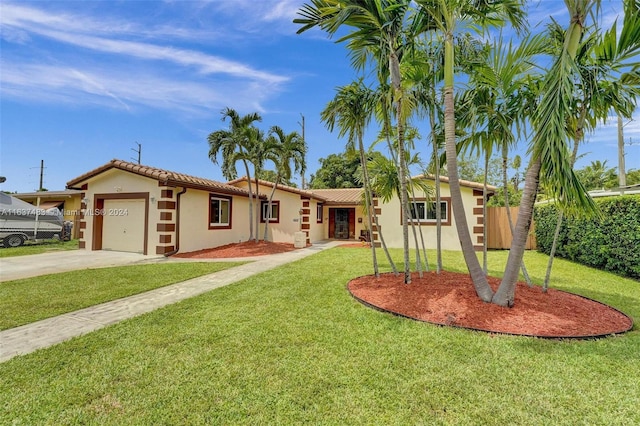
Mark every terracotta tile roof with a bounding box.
[414,174,497,193]
[307,175,494,204]
[227,177,327,201]
[66,159,257,197]
[309,188,363,205]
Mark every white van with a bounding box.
[0,192,65,247]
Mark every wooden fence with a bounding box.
[486,207,537,250]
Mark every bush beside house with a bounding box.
[535,195,640,279]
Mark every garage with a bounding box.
[100,199,146,253]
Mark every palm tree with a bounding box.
[263,126,306,241]
[539,0,640,291]
[409,39,445,273]
[365,153,434,275]
[321,79,382,276]
[413,0,526,302]
[459,34,547,283]
[296,0,415,283]
[492,0,601,307]
[244,127,271,241]
[208,108,262,241]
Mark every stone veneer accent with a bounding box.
[370,198,381,247]
[301,197,311,243]
[78,191,87,249]
[155,186,177,254]
[472,189,485,251]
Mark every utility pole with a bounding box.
[617,113,626,195]
[39,159,44,191]
[298,113,306,189]
[131,142,142,164]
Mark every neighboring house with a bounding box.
[14,190,83,238]
[67,159,494,255]
[588,183,640,198]
[66,159,264,255]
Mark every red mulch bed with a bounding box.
[174,240,301,258]
[348,271,633,339]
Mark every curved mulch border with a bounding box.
[347,272,634,339]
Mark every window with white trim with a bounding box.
[261,200,280,223]
[317,203,324,223]
[209,194,231,228]
[410,200,448,222]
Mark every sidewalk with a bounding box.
[0,241,341,363]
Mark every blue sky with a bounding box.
[1,0,637,193]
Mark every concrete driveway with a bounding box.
[0,250,167,282]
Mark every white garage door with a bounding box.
[102,199,145,253]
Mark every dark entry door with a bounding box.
[334,208,350,239]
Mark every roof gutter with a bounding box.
[164,187,187,257]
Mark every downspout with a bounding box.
[164,187,187,257]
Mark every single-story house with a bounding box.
[66,159,494,254]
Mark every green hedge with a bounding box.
[534,195,640,279]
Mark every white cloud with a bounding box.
[27,27,288,83]
[0,1,291,114]
[1,3,288,84]
[1,2,223,43]
[0,61,278,115]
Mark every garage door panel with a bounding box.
[102,199,145,253]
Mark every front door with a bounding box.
[334,208,350,239]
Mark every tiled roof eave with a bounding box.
[322,201,361,206]
[414,174,497,193]
[164,178,263,198]
[66,159,256,198]
[228,177,327,201]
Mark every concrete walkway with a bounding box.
[0,241,341,362]
[0,250,167,282]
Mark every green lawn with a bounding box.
[0,239,79,257]
[0,262,246,330]
[1,248,638,425]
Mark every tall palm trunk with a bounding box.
[493,157,541,306]
[255,175,261,242]
[618,112,627,194]
[390,50,412,284]
[482,151,489,275]
[409,181,429,273]
[242,159,254,241]
[501,144,532,286]
[443,31,493,301]
[263,179,279,241]
[407,188,424,278]
[378,112,400,276]
[494,1,589,306]
[430,107,442,273]
[358,139,379,277]
[543,106,586,290]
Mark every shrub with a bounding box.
[534,195,640,279]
